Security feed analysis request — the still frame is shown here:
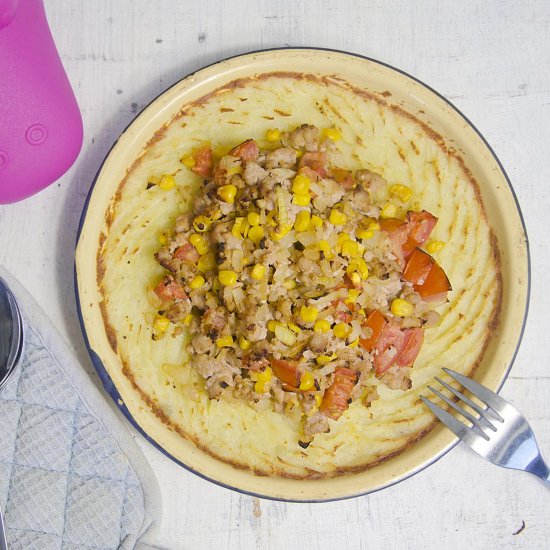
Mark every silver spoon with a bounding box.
[0,276,24,550]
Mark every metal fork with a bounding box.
[421,368,550,486]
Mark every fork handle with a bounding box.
[528,455,550,487]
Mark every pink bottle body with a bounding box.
[0,0,83,203]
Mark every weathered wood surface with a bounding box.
[1,1,549,548]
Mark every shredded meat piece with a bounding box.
[355,168,388,193]
[265,147,297,169]
[289,124,319,151]
[304,412,330,436]
[243,162,267,185]
[190,333,212,354]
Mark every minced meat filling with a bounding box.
[149,124,451,439]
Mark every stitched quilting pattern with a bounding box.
[0,324,146,549]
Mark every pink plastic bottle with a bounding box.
[0,0,83,203]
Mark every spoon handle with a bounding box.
[0,505,7,550]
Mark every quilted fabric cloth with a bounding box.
[0,268,161,550]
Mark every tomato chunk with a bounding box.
[380,218,409,268]
[229,139,259,162]
[298,165,321,182]
[173,243,200,264]
[402,248,435,285]
[395,328,424,368]
[271,358,301,387]
[414,260,452,302]
[402,210,437,257]
[299,152,328,178]
[154,275,187,302]
[373,322,407,375]
[320,367,358,420]
[359,310,387,352]
[374,323,425,376]
[191,146,213,178]
[332,168,355,189]
[380,211,437,261]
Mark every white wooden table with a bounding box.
[2,1,549,548]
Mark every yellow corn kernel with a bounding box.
[310,215,323,229]
[212,277,220,293]
[288,322,302,334]
[427,240,445,254]
[318,240,334,260]
[275,324,297,346]
[193,215,212,233]
[266,210,278,227]
[337,232,351,246]
[380,203,398,219]
[358,308,366,317]
[180,154,196,168]
[247,212,261,227]
[271,223,293,241]
[314,319,331,333]
[390,184,413,202]
[294,149,303,158]
[292,192,311,207]
[267,320,280,332]
[368,221,381,230]
[283,279,297,290]
[316,354,334,366]
[248,226,265,246]
[226,166,243,177]
[292,173,311,194]
[189,275,205,290]
[356,228,375,240]
[197,251,216,272]
[346,289,361,305]
[348,338,359,348]
[251,263,265,280]
[391,298,415,317]
[232,217,246,238]
[158,233,168,245]
[256,367,273,383]
[300,305,319,323]
[333,323,350,339]
[216,335,234,348]
[315,394,323,407]
[219,270,237,286]
[350,272,362,286]
[299,371,316,391]
[159,175,176,191]
[341,240,359,258]
[265,128,281,142]
[294,210,311,232]
[217,184,237,204]
[238,336,251,351]
[255,381,267,394]
[322,127,341,141]
[348,258,369,280]
[329,209,348,226]
[153,315,170,333]
[188,234,209,255]
[183,313,194,326]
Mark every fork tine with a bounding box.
[443,368,505,422]
[434,376,497,430]
[427,385,494,436]
[421,396,482,445]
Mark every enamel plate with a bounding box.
[75,49,529,501]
